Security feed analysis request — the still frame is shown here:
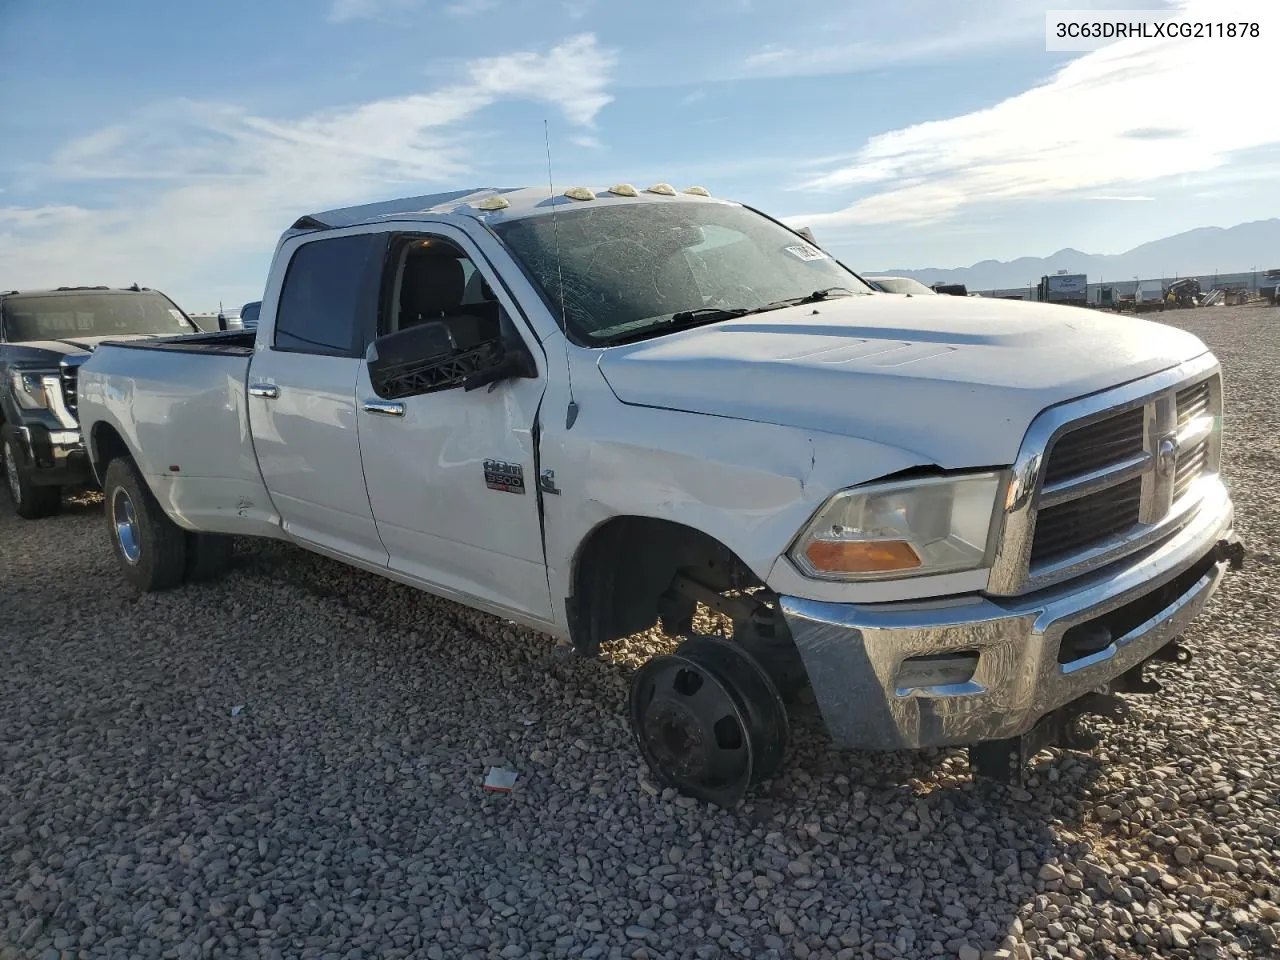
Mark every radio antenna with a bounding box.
[544,119,578,430]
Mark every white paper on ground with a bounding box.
[483,767,519,792]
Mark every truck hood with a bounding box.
[3,334,159,365]
[595,295,1209,468]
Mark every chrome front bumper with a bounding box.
[780,483,1238,751]
[8,423,88,486]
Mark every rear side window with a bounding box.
[275,234,383,355]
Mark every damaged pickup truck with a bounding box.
[76,185,1243,804]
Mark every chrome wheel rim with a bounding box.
[112,487,141,564]
[3,441,20,505]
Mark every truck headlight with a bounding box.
[9,370,56,410]
[790,472,1003,580]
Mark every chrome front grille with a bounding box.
[55,355,88,429]
[60,364,79,416]
[989,354,1223,596]
[1173,437,1210,502]
[1176,379,1210,426]
[1041,407,1144,487]
[1031,477,1142,564]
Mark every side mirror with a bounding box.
[367,320,459,398]
[795,226,818,246]
[462,342,536,392]
[366,320,535,399]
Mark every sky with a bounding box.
[1,0,1276,310]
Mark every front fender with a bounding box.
[539,391,935,615]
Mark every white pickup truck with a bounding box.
[77,185,1243,805]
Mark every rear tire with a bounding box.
[103,457,187,592]
[3,435,61,520]
[184,532,234,583]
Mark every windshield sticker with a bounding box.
[784,243,830,262]
[168,308,186,325]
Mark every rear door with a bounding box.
[353,226,553,621]
[247,230,389,566]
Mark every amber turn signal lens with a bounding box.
[804,539,922,574]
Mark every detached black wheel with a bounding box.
[629,635,790,807]
[680,636,790,780]
[2,435,61,519]
[103,457,187,592]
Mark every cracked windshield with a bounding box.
[495,202,870,344]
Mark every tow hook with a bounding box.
[1113,639,1192,695]
[1214,538,1246,571]
[969,692,1131,786]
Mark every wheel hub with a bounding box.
[641,699,710,779]
[112,487,141,564]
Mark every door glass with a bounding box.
[276,233,382,355]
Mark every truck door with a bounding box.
[353,229,552,622]
[247,231,390,567]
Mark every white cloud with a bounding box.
[0,34,616,307]
[445,0,498,15]
[330,0,559,19]
[570,135,603,149]
[327,0,400,22]
[466,33,613,127]
[735,0,1167,79]
[0,205,95,229]
[788,0,1279,229]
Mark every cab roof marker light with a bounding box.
[564,186,596,201]
[646,183,677,196]
[607,183,639,197]
[683,185,711,197]
[475,195,510,211]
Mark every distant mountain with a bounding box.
[871,218,1280,291]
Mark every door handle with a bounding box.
[248,383,279,399]
[363,399,405,417]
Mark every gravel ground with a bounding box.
[3,303,1279,960]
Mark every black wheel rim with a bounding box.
[677,636,790,781]
[629,653,754,807]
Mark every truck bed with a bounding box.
[77,339,283,539]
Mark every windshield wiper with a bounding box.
[752,287,857,314]
[595,307,750,346]
[594,289,856,347]
[669,306,751,323]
